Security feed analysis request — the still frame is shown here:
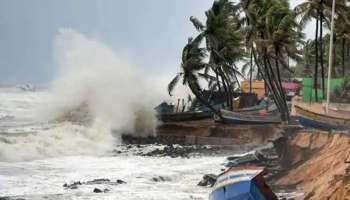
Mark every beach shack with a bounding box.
[241,80,265,99]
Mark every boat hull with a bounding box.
[328,108,350,118]
[209,166,277,200]
[210,180,267,200]
[298,116,347,131]
[295,105,350,130]
[217,109,281,125]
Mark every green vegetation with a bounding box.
[168,0,350,122]
[332,77,350,103]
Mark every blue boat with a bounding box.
[298,116,347,131]
[209,166,277,200]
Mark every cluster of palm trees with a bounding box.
[296,0,350,101]
[168,0,350,122]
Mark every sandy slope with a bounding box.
[276,131,350,200]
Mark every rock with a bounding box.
[93,188,103,193]
[152,176,170,182]
[113,150,122,154]
[63,181,81,189]
[103,189,110,193]
[87,178,111,185]
[70,185,78,189]
[116,179,126,184]
[64,178,126,190]
[198,174,217,187]
[0,198,26,200]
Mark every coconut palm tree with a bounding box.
[295,0,348,100]
[167,36,220,116]
[236,0,262,90]
[189,0,245,109]
[295,0,323,101]
[236,0,302,122]
[299,39,316,77]
[333,9,350,77]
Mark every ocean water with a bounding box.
[0,87,227,200]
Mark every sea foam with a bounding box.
[0,29,161,161]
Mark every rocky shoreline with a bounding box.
[3,122,350,200]
[122,121,350,200]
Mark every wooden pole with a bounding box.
[326,0,336,114]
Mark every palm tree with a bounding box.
[295,0,348,100]
[298,39,316,77]
[168,36,220,116]
[333,10,350,77]
[236,0,302,122]
[236,0,262,90]
[189,0,245,109]
[295,0,323,101]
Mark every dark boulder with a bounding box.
[63,181,81,189]
[198,174,217,187]
[93,188,103,193]
[116,179,126,184]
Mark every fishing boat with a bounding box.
[235,102,278,114]
[295,104,350,131]
[215,109,281,125]
[209,166,277,200]
[326,103,350,118]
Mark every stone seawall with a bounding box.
[156,119,283,146]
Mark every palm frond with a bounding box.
[190,16,205,32]
[167,74,181,96]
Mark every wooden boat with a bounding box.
[325,103,350,118]
[209,166,277,200]
[215,109,281,125]
[157,111,212,122]
[295,104,350,131]
[235,103,278,114]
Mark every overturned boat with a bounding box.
[210,166,277,200]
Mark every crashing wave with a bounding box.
[16,84,36,92]
[53,102,93,126]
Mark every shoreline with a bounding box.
[124,120,350,200]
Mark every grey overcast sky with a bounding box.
[0,0,311,85]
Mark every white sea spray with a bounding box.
[0,29,163,161]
